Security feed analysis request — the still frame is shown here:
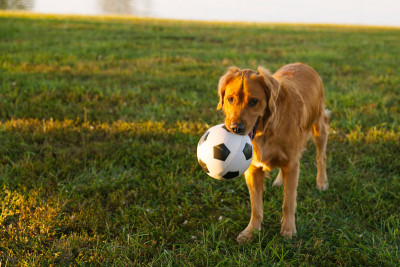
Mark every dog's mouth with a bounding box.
[248,117,260,140]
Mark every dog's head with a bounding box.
[217,66,281,139]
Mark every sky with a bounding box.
[4,0,400,26]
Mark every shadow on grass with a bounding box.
[0,118,399,265]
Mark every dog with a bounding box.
[217,63,329,242]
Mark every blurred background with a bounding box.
[1,0,400,26]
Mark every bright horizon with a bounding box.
[2,0,400,27]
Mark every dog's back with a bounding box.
[273,63,326,131]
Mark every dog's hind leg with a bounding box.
[272,169,283,187]
[312,110,329,191]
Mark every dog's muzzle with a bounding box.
[230,122,245,134]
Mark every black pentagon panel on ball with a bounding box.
[198,131,210,146]
[198,159,209,173]
[242,143,253,160]
[213,143,230,161]
[223,171,239,179]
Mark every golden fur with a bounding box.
[217,63,329,242]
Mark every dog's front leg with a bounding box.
[280,162,299,238]
[237,165,265,243]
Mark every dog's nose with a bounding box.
[230,122,245,134]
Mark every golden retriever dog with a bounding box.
[217,63,329,242]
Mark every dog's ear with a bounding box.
[255,66,281,129]
[217,66,240,110]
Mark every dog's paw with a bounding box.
[281,231,296,239]
[280,219,296,238]
[237,231,253,243]
[236,227,260,243]
[280,226,296,239]
[317,182,329,191]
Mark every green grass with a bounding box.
[1,11,400,265]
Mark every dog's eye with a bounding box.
[248,99,258,107]
[227,97,234,104]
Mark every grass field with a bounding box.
[0,11,399,265]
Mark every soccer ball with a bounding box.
[197,124,253,180]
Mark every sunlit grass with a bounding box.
[1,118,399,142]
[1,12,399,265]
[0,118,208,136]
[346,125,400,143]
